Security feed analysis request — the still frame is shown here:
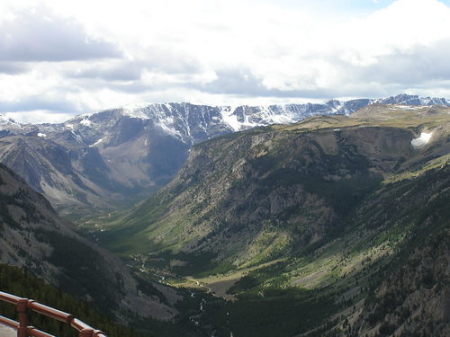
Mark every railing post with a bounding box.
[0,291,107,337]
[79,328,94,337]
[16,299,29,337]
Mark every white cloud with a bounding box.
[0,5,121,62]
[1,0,450,123]
[3,110,73,124]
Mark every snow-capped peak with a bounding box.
[3,93,445,147]
[0,115,20,126]
[0,115,23,131]
[80,119,92,127]
[120,104,151,120]
[54,94,450,146]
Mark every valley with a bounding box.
[92,103,450,337]
[3,0,450,336]
[1,98,449,337]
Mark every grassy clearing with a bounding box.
[168,259,286,301]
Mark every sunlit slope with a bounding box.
[97,105,450,269]
[88,105,450,337]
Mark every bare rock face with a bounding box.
[0,163,178,321]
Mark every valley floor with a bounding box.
[169,259,285,301]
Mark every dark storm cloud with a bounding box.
[0,8,121,62]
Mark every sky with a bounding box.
[1,0,450,123]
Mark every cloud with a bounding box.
[353,40,450,85]
[67,50,202,82]
[243,0,450,99]
[193,68,336,98]
[3,110,74,124]
[0,95,79,113]
[0,62,28,74]
[0,6,121,62]
[69,61,144,81]
[2,0,450,123]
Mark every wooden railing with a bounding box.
[0,291,107,337]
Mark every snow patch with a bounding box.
[90,138,104,147]
[121,105,150,119]
[0,115,20,127]
[156,119,183,138]
[37,133,47,138]
[220,106,241,131]
[80,119,92,127]
[221,105,297,131]
[163,103,173,112]
[262,106,296,124]
[411,132,432,149]
[391,105,424,110]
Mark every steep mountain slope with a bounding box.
[0,135,114,214]
[0,163,178,321]
[352,231,450,337]
[95,104,450,337]
[98,105,449,264]
[294,147,450,337]
[219,157,450,337]
[1,94,448,217]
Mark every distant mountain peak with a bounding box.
[66,94,450,134]
[0,114,20,126]
[1,93,450,216]
[375,93,450,106]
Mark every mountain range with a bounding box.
[1,96,449,337]
[95,104,450,337]
[0,94,449,217]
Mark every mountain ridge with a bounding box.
[98,104,446,263]
[1,99,449,337]
[3,93,450,129]
[0,94,449,217]
[94,104,450,337]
